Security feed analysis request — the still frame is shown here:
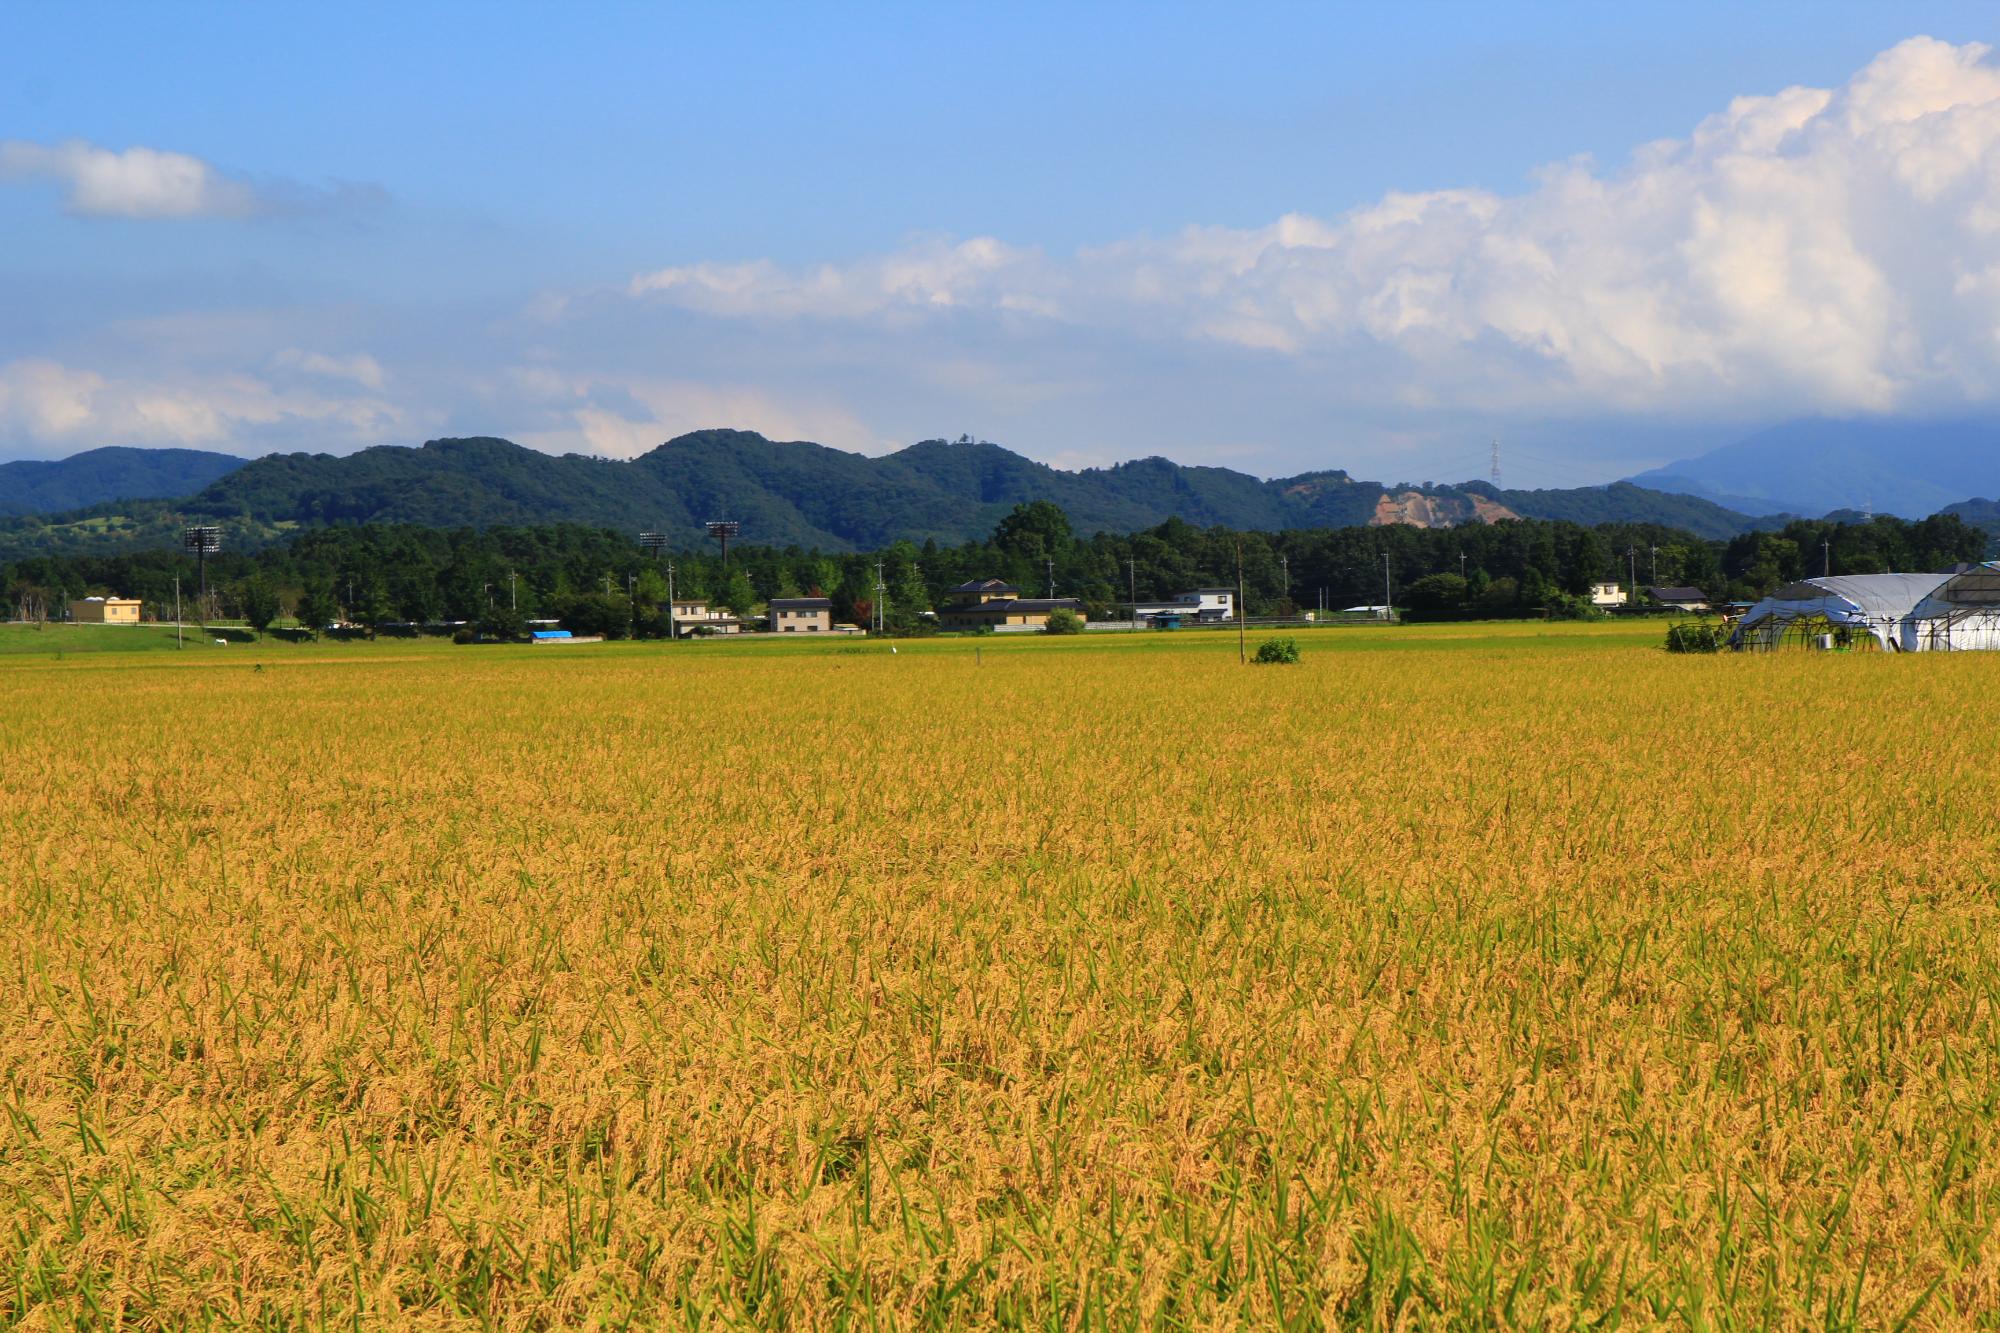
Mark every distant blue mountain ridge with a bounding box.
[1628,417,2000,519]
[0,445,247,516]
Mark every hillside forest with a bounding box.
[5,501,1986,636]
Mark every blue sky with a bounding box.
[4,3,2000,486]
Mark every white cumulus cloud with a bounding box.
[273,349,387,390]
[0,138,383,219]
[0,357,403,451]
[623,36,2000,422]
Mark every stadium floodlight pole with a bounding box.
[706,520,740,569]
[181,525,220,623]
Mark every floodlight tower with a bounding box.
[706,520,740,568]
[181,525,220,621]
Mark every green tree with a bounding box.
[719,568,758,617]
[295,581,338,638]
[1403,573,1468,611]
[475,605,530,643]
[238,576,281,639]
[1043,607,1084,635]
[633,567,669,607]
[993,501,1073,562]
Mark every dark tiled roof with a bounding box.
[949,578,1019,594]
[768,598,833,609]
[1647,586,1709,601]
[943,598,1082,614]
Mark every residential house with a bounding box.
[1589,582,1628,608]
[1646,585,1712,613]
[769,597,833,632]
[937,578,1084,631]
[669,599,745,635]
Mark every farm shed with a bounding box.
[1731,573,1948,652]
[1902,563,2000,651]
[70,596,142,624]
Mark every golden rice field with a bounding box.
[4,622,2000,1328]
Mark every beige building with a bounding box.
[71,596,142,625]
[668,600,746,635]
[769,597,833,632]
[937,578,1084,631]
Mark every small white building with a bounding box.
[1589,582,1628,608]
[1133,588,1235,624]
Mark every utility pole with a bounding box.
[174,575,183,650]
[509,570,517,612]
[873,560,887,635]
[1045,557,1055,600]
[1823,540,1832,578]
[1127,556,1137,625]
[1458,551,1466,580]
[640,530,673,636]
[1627,546,1637,604]
[627,572,636,636]
[1649,546,1658,586]
[1236,539,1246,664]
[1279,554,1290,612]
[1383,552,1392,621]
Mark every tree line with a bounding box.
[5,504,1988,635]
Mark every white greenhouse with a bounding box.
[1902,563,2000,651]
[1730,573,1951,652]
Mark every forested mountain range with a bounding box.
[45,430,1762,553]
[0,446,246,516]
